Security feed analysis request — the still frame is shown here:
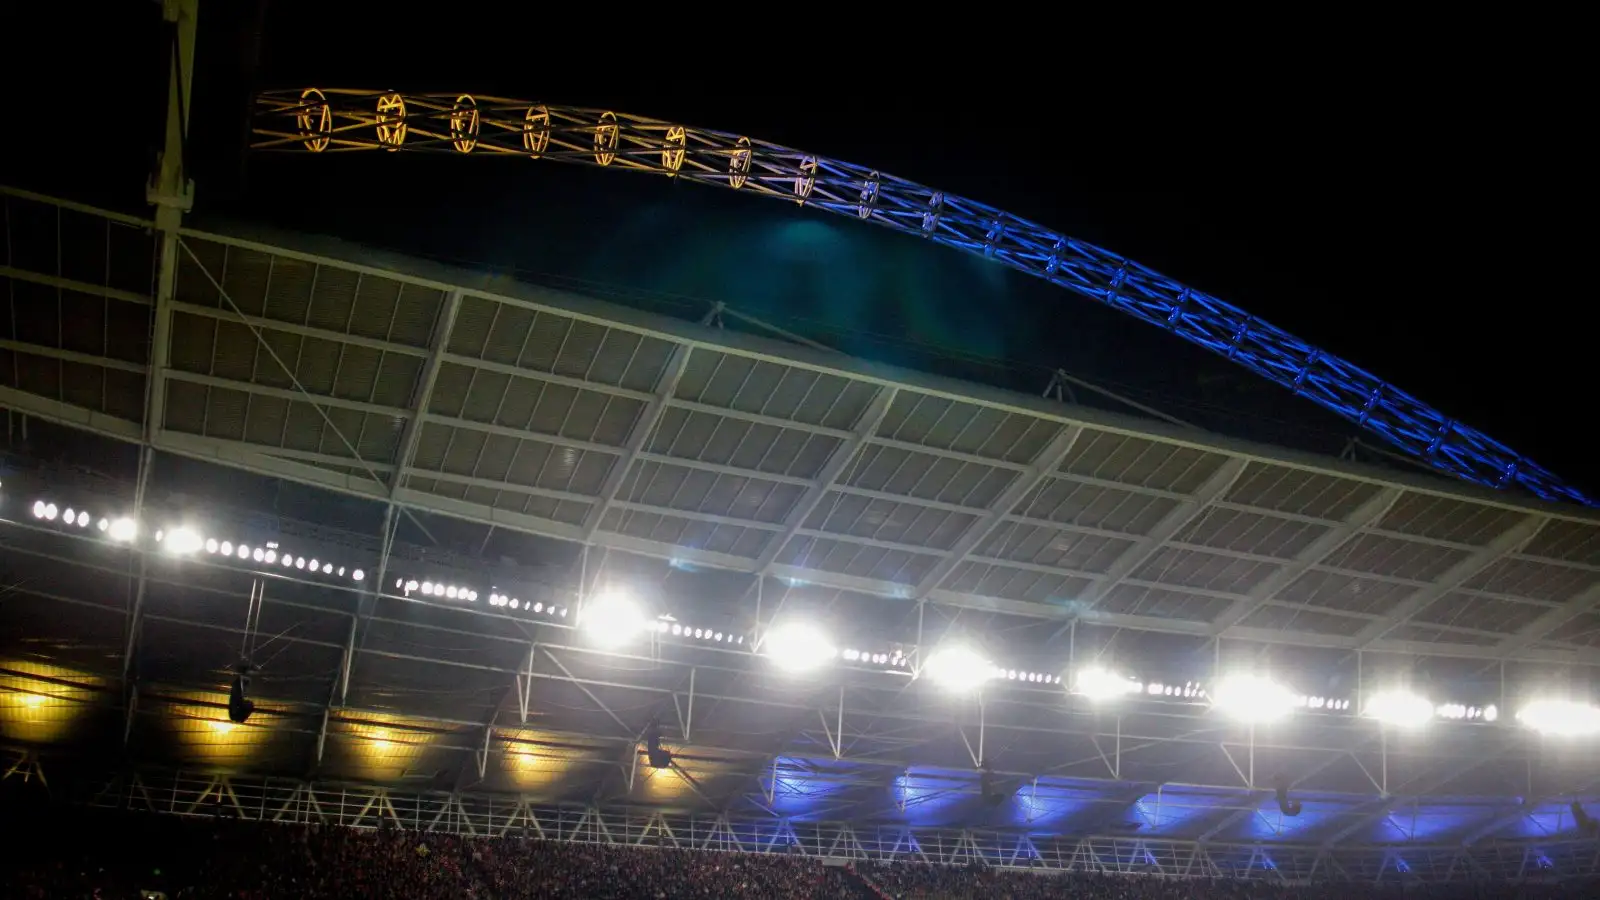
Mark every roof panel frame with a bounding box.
[909,425,1085,600]
[751,387,897,573]
[39,208,1569,529]
[4,383,1595,664]
[1351,514,1549,647]
[1211,488,1403,635]
[1077,458,1249,610]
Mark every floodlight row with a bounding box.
[11,490,1590,736]
[23,495,366,584]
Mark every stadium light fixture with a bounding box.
[1365,689,1435,728]
[762,622,836,674]
[580,589,649,649]
[921,645,993,692]
[1074,666,1142,702]
[1517,699,1600,737]
[1211,674,1297,723]
[107,517,138,542]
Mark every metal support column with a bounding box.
[125,0,198,709]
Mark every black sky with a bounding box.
[8,3,1595,499]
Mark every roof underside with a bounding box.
[3,186,1600,847]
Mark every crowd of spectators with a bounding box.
[0,809,870,899]
[859,863,1591,900]
[0,807,1592,899]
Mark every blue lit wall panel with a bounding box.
[1229,797,1365,842]
[1357,803,1505,844]
[1134,789,1241,835]
[1498,799,1600,841]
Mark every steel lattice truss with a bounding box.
[4,185,1600,875]
[5,760,1590,886]
[247,89,1594,507]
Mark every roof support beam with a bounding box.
[1351,514,1548,647]
[1211,487,1402,634]
[339,289,462,706]
[1496,581,1600,654]
[751,387,898,575]
[910,425,1084,600]
[581,343,695,541]
[1075,457,1249,611]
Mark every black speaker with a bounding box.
[1571,801,1598,836]
[1272,773,1303,817]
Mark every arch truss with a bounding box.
[249,89,1592,508]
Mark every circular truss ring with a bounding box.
[523,105,551,158]
[858,172,880,219]
[376,92,407,151]
[662,126,686,173]
[794,156,818,204]
[729,137,751,189]
[297,88,331,153]
[922,192,944,233]
[594,111,619,167]
[450,95,480,153]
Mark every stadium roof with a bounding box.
[3,185,1600,849]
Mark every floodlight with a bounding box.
[1517,700,1600,737]
[108,517,138,543]
[165,527,202,555]
[1075,667,1142,701]
[1210,674,1296,723]
[1365,689,1434,728]
[921,645,993,692]
[581,589,648,649]
[763,622,836,674]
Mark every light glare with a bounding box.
[1366,689,1434,728]
[1517,700,1600,737]
[763,622,837,674]
[1211,674,1296,723]
[581,590,648,649]
[108,517,138,543]
[1075,666,1141,701]
[166,527,202,555]
[921,645,993,692]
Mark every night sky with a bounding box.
[10,2,1595,499]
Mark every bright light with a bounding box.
[31,501,46,518]
[921,645,993,692]
[581,590,648,649]
[43,503,57,520]
[108,517,138,542]
[165,527,202,555]
[353,569,365,582]
[1517,700,1600,737]
[1366,689,1434,728]
[1211,674,1297,723]
[763,622,837,674]
[1074,666,1142,701]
